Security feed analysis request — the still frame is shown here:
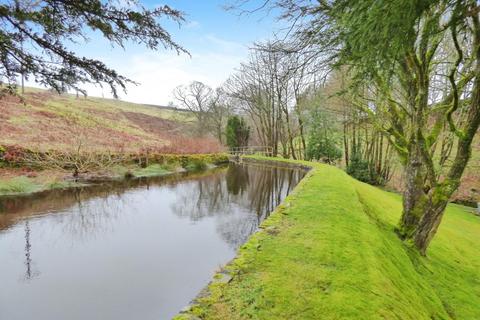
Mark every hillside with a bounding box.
[0,88,477,204]
[178,157,480,320]
[0,88,222,153]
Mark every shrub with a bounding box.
[226,116,250,150]
[132,164,170,177]
[346,153,385,185]
[306,136,342,164]
[184,158,207,171]
[0,176,39,194]
[1,145,27,165]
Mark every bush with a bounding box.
[0,176,39,194]
[346,154,385,185]
[0,145,27,165]
[132,164,170,177]
[149,153,229,167]
[226,116,250,150]
[184,159,207,171]
[306,136,342,163]
[47,180,78,190]
[305,107,342,164]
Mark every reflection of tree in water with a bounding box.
[171,163,306,249]
[171,170,229,222]
[22,220,40,281]
[226,164,249,195]
[58,188,128,242]
[17,188,132,281]
[215,212,259,249]
[1,169,230,283]
[2,164,305,278]
[0,171,223,232]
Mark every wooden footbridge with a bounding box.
[228,146,273,157]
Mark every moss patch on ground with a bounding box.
[177,156,480,320]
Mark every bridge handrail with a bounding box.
[228,146,273,156]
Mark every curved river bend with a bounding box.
[0,163,305,320]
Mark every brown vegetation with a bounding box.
[0,90,224,154]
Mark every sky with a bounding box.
[27,0,283,106]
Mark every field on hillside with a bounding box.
[0,88,477,203]
[0,89,223,153]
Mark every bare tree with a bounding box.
[224,41,323,158]
[173,81,232,143]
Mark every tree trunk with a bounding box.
[413,197,449,255]
[398,143,428,239]
[298,116,306,159]
[343,121,349,166]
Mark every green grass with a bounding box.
[0,176,84,196]
[0,176,42,195]
[47,180,84,190]
[130,164,173,177]
[177,157,480,320]
[184,159,208,172]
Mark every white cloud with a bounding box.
[89,35,248,105]
[23,35,248,106]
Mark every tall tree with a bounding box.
[332,0,480,254]
[237,0,480,254]
[0,0,186,97]
[173,81,214,135]
[173,81,231,141]
[304,106,342,164]
[225,42,321,158]
[226,115,250,151]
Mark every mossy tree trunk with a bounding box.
[397,14,480,254]
[399,144,428,239]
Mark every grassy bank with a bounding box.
[176,156,480,320]
[0,154,229,197]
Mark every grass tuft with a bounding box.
[184,159,208,172]
[0,176,41,195]
[131,164,171,177]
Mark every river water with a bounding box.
[0,163,305,320]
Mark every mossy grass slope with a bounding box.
[178,156,480,320]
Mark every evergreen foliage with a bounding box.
[262,0,480,254]
[0,0,186,96]
[226,115,250,150]
[305,108,342,163]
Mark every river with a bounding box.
[0,162,305,320]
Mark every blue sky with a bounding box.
[39,0,283,105]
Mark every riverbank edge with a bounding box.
[0,153,230,198]
[173,155,315,320]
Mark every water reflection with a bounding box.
[172,164,305,248]
[0,163,306,320]
[23,220,40,281]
